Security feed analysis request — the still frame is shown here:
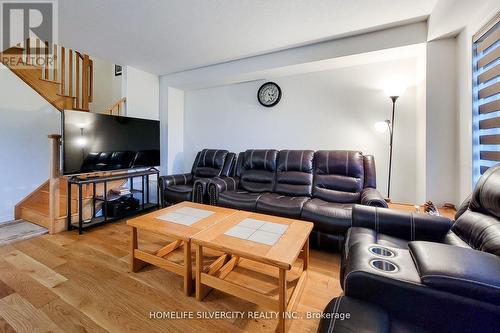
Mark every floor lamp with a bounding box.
[375,85,405,200]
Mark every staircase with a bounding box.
[14,175,127,233]
[14,179,92,233]
[2,40,129,233]
[0,38,93,111]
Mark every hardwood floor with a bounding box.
[0,221,342,333]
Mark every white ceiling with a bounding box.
[58,0,437,75]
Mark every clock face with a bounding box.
[258,82,281,107]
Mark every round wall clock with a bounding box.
[257,82,282,107]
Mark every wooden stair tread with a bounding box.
[39,189,92,200]
[39,77,61,85]
[20,198,78,217]
[57,93,76,99]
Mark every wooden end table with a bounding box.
[126,202,237,295]
[191,210,313,333]
[388,202,457,220]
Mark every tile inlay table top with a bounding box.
[192,210,313,332]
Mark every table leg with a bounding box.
[195,244,203,301]
[303,238,310,271]
[130,227,147,272]
[277,268,287,333]
[184,240,193,296]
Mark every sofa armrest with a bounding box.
[409,241,500,305]
[158,173,193,206]
[352,205,453,242]
[158,173,193,189]
[207,177,239,205]
[193,178,211,203]
[360,188,388,208]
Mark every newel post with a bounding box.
[48,134,62,234]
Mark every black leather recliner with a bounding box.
[158,149,235,205]
[320,166,500,333]
[208,149,387,250]
[303,151,387,250]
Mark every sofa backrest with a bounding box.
[220,152,237,177]
[363,155,377,189]
[312,150,365,203]
[450,166,500,256]
[239,149,278,192]
[275,150,314,196]
[191,149,229,178]
[233,152,245,178]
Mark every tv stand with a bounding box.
[67,168,160,234]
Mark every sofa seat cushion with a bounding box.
[301,198,354,234]
[163,184,193,204]
[256,193,310,219]
[218,190,264,212]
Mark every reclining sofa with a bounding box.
[319,165,500,332]
[159,149,236,206]
[208,149,387,250]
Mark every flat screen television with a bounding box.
[62,110,160,175]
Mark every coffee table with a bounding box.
[126,202,236,295]
[191,210,313,333]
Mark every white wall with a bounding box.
[90,57,123,113]
[166,87,185,174]
[124,66,160,121]
[425,38,457,206]
[415,53,427,204]
[0,65,60,222]
[184,58,421,203]
[428,0,500,204]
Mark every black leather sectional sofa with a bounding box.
[319,166,500,333]
[159,148,387,250]
[208,149,388,250]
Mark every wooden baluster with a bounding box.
[82,54,89,110]
[35,39,40,66]
[48,134,61,235]
[61,47,65,94]
[117,103,120,116]
[53,44,58,82]
[76,55,80,109]
[26,38,30,64]
[89,59,93,103]
[44,41,49,79]
[69,49,73,97]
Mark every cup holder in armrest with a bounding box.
[369,246,395,258]
[370,259,399,273]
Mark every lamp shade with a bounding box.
[374,120,390,133]
[76,137,87,147]
[383,82,406,97]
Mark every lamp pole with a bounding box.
[387,96,398,199]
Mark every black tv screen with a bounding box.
[62,110,160,175]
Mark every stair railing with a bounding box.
[24,38,93,111]
[106,97,127,116]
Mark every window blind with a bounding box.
[473,14,500,179]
